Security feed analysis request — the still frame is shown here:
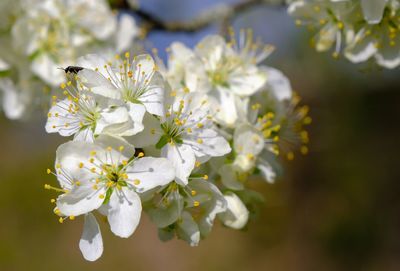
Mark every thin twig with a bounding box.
[113,0,285,34]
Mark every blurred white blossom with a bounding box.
[288,0,400,68]
[0,0,138,119]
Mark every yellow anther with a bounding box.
[67,81,72,86]
[193,201,200,207]
[92,184,98,190]
[47,113,52,118]
[197,138,203,144]
[59,217,64,224]
[273,136,279,142]
[138,152,144,157]
[251,103,261,110]
[183,87,190,93]
[107,146,112,152]
[69,216,75,220]
[287,152,295,161]
[50,199,56,203]
[266,112,275,119]
[301,146,309,155]
[203,175,209,180]
[303,116,312,125]
[195,161,201,168]
[197,123,204,128]
[78,162,84,168]
[127,71,133,78]
[90,150,97,156]
[75,181,81,186]
[150,129,156,135]
[60,83,66,89]
[119,146,125,152]
[44,184,51,190]
[133,179,141,185]
[337,21,344,30]
[191,190,197,196]
[96,178,100,184]
[46,168,52,174]
[89,158,95,163]
[295,20,302,26]
[107,181,113,187]
[247,153,255,161]
[170,90,177,97]
[54,208,61,215]
[122,160,128,166]
[187,128,192,133]
[90,168,96,173]
[99,194,105,199]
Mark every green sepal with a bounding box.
[156,135,169,149]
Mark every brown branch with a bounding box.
[112,0,285,34]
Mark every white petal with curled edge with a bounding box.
[176,211,200,246]
[79,213,103,262]
[162,144,195,186]
[219,192,249,230]
[106,187,142,238]
[126,102,146,135]
[258,162,276,184]
[361,0,387,24]
[126,157,175,193]
[344,29,377,63]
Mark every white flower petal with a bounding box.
[79,213,103,262]
[361,0,387,24]
[116,14,138,52]
[57,182,106,216]
[106,187,142,238]
[262,67,292,101]
[162,144,195,186]
[184,129,231,158]
[218,192,249,230]
[126,157,175,193]
[176,211,200,246]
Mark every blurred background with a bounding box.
[1,0,400,270]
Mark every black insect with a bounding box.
[59,66,84,74]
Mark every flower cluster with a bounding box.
[45,31,310,261]
[288,0,400,68]
[0,0,137,120]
